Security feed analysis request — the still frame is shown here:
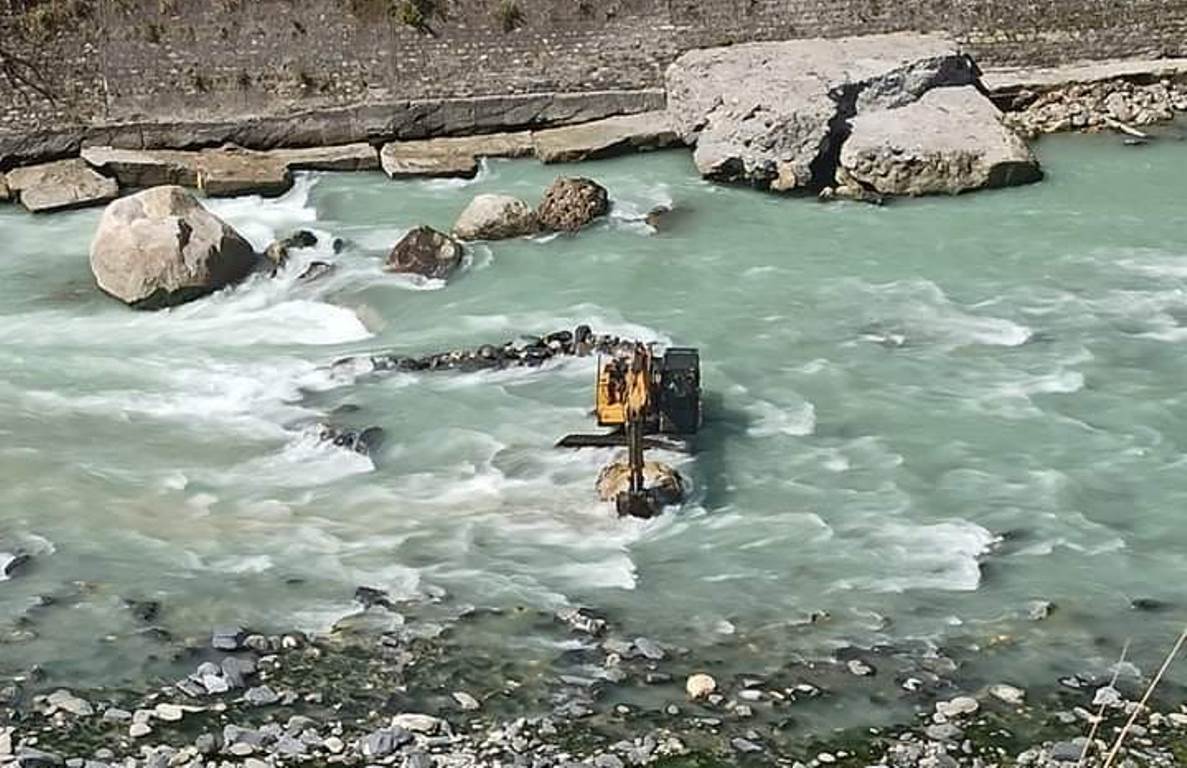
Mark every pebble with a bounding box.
[323,736,345,753]
[935,696,979,719]
[816,751,836,763]
[988,683,1026,706]
[1167,712,1187,727]
[452,691,481,711]
[244,685,279,706]
[211,626,246,651]
[731,738,763,753]
[392,713,443,734]
[847,659,875,677]
[1093,685,1123,708]
[634,637,665,660]
[738,689,763,702]
[46,690,94,717]
[16,748,63,768]
[685,673,717,700]
[153,703,184,722]
[102,708,131,722]
[129,722,152,739]
[1049,740,1085,762]
[925,723,964,742]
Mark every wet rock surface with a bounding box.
[536,177,609,232]
[385,226,465,280]
[88,185,258,309]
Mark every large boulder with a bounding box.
[453,194,539,240]
[6,159,119,213]
[665,33,980,192]
[89,186,258,309]
[837,86,1042,196]
[536,177,609,232]
[385,226,464,280]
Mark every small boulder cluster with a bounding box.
[384,176,609,283]
[1004,77,1187,138]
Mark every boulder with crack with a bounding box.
[837,86,1042,196]
[665,33,981,192]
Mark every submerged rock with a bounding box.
[316,424,385,456]
[263,229,319,269]
[452,194,539,240]
[88,186,257,309]
[6,159,118,213]
[837,86,1042,196]
[385,226,464,280]
[665,33,980,192]
[536,177,609,232]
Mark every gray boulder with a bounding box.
[531,111,678,163]
[665,33,980,191]
[536,177,609,232]
[89,186,257,309]
[385,226,464,280]
[453,194,539,240]
[6,159,118,213]
[837,86,1042,196]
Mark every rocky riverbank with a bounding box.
[3,39,1187,214]
[4,591,1187,768]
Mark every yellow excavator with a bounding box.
[558,343,701,518]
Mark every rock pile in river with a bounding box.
[536,177,609,231]
[385,226,464,280]
[89,186,258,309]
[334,326,635,377]
[452,193,539,240]
[665,33,1041,197]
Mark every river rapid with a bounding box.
[2,132,1187,730]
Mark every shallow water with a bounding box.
[3,133,1187,727]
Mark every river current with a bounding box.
[2,132,1187,727]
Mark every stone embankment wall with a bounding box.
[1,0,1185,149]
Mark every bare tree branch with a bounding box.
[0,42,56,105]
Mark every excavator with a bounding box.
[558,343,701,518]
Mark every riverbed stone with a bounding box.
[386,226,464,280]
[244,684,279,706]
[837,86,1042,196]
[936,696,980,719]
[988,683,1026,705]
[6,159,118,213]
[89,186,258,308]
[686,673,717,700]
[536,177,609,232]
[16,748,63,768]
[391,713,443,734]
[47,689,94,717]
[666,33,979,192]
[380,132,533,178]
[452,194,539,240]
[531,111,678,163]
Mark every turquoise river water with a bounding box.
[2,132,1187,729]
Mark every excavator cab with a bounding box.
[559,343,701,518]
